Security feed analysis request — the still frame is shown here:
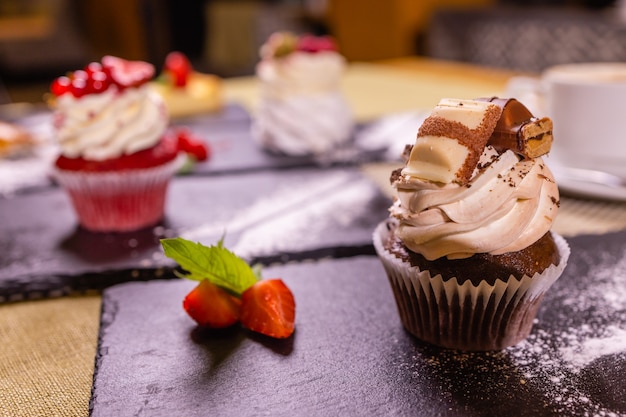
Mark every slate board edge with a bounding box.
[0,243,377,304]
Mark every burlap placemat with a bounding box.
[0,295,101,417]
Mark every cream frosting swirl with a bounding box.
[257,51,346,98]
[252,93,353,155]
[390,146,560,260]
[54,85,167,160]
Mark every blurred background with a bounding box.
[0,0,622,104]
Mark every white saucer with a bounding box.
[546,157,626,202]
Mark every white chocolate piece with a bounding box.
[402,136,470,183]
[431,99,497,129]
[407,98,501,185]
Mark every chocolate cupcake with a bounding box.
[373,98,570,351]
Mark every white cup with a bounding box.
[507,63,626,179]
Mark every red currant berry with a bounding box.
[88,70,110,94]
[70,77,88,98]
[296,35,318,53]
[317,36,338,52]
[72,69,89,81]
[296,34,337,53]
[51,76,71,96]
[190,142,209,161]
[84,61,103,75]
[176,128,209,161]
[164,51,191,87]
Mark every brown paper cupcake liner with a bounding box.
[373,220,570,351]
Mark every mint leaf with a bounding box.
[160,237,260,295]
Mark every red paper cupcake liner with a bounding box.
[53,155,183,232]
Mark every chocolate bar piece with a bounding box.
[477,97,553,158]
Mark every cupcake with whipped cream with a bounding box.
[373,97,570,351]
[251,32,354,156]
[49,56,195,232]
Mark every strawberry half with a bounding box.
[102,55,155,89]
[161,237,297,340]
[183,280,241,328]
[240,279,296,339]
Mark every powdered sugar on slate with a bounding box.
[181,170,385,260]
[559,326,626,370]
[505,240,626,416]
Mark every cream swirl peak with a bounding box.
[54,84,167,160]
[257,51,346,99]
[390,98,559,260]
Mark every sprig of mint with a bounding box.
[160,237,260,296]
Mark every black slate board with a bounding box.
[90,231,626,417]
[0,167,388,302]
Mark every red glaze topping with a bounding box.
[55,134,178,172]
[54,128,210,172]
